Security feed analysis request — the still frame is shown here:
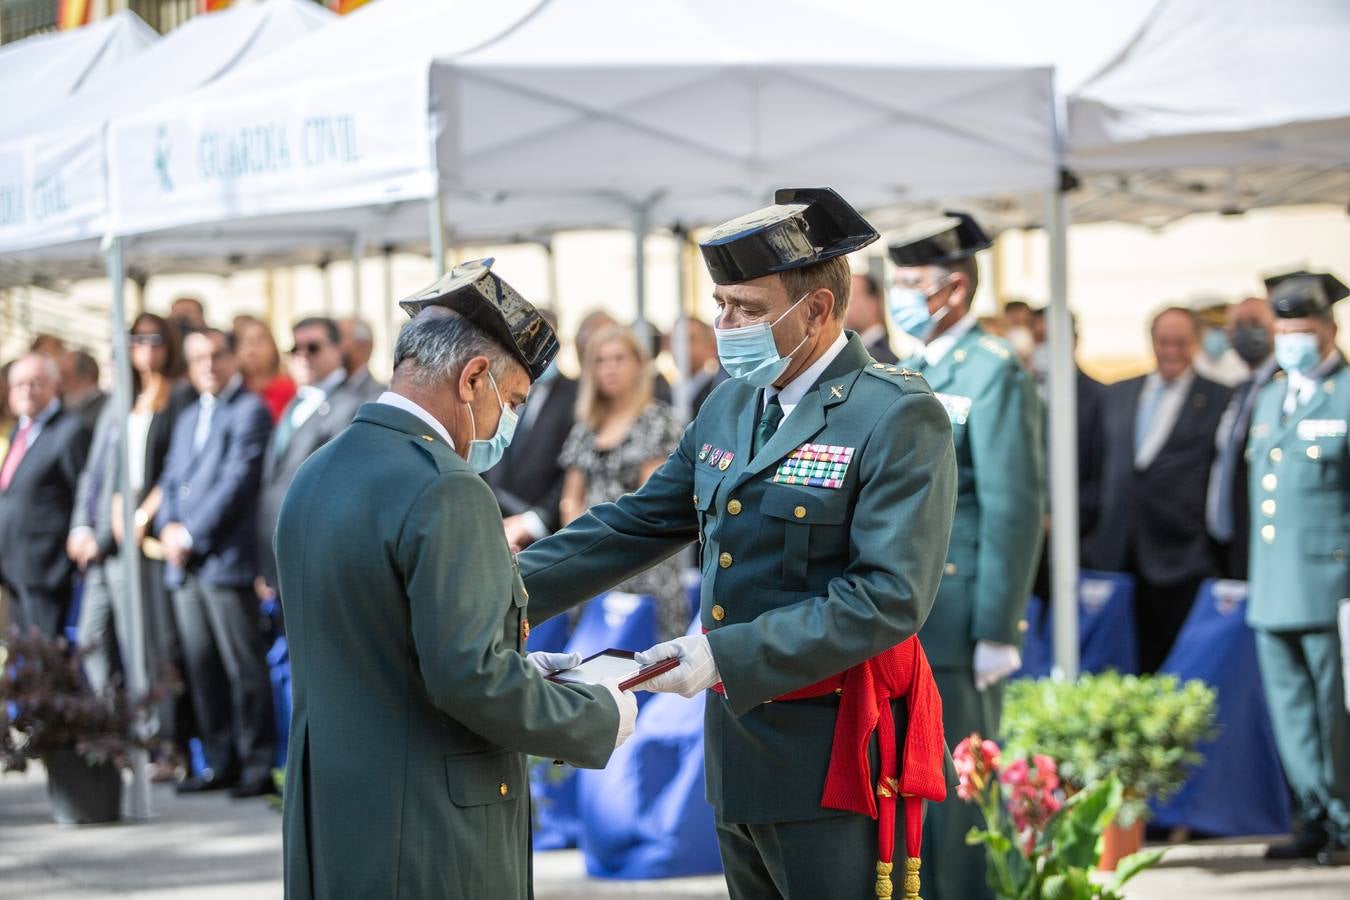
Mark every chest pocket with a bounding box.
[759,487,849,589]
[1297,437,1348,489]
[693,468,726,546]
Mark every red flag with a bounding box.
[57,0,91,30]
[201,0,232,12]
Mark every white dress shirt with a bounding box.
[288,368,349,432]
[763,332,848,421]
[1134,368,1195,470]
[1284,351,1339,415]
[12,397,61,450]
[923,313,978,367]
[377,391,454,449]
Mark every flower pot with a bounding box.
[43,748,122,825]
[1097,818,1144,872]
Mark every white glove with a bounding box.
[599,677,638,750]
[527,650,580,675]
[973,640,1022,691]
[633,634,720,698]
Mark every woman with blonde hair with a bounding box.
[559,325,688,641]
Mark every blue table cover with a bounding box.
[533,592,659,851]
[1015,570,1138,679]
[1151,579,1291,837]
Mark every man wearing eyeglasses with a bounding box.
[256,317,364,599]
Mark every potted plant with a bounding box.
[1000,672,1217,868]
[955,732,1165,899]
[1,627,154,824]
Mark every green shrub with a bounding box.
[1000,672,1217,826]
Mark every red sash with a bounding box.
[711,635,946,898]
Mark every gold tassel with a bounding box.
[875,860,894,898]
[903,857,921,900]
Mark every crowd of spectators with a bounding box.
[0,275,1315,796]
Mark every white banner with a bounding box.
[107,65,436,238]
[0,129,104,253]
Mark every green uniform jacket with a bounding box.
[520,334,957,823]
[277,404,619,900]
[912,325,1045,667]
[1245,357,1350,630]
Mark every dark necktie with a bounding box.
[752,394,784,457]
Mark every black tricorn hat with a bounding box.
[398,258,559,382]
[887,211,993,268]
[1262,269,1348,319]
[698,187,879,285]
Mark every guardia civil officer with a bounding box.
[886,212,1045,900]
[276,261,637,899]
[1246,270,1350,867]
[519,188,957,899]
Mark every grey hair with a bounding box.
[343,317,374,343]
[21,351,61,383]
[392,310,516,389]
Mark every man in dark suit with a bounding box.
[677,316,728,416]
[1084,307,1232,673]
[0,353,91,636]
[1030,316,1106,600]
[256,317,363,594]
[493,310,580,553]
[157,328,275,797]
[846,272,898,363]
[59,350,107,431]
[337,316,386,402]
[1206,295,1278,580]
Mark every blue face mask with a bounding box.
[1274,332,1321,375]
[713,292,811,388]
[886,278,951,342]
[465,372,519,473]
[1202,328,1230,360]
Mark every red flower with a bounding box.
[953,732,1001,802]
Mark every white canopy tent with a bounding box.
[1066,0,1350,226]
[101,0,1057,273]
[0,11,158,136]
[0,0,335,284]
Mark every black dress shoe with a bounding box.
[1316,836,1350,867]
[1265,828,1326,860]
[176,774,236,794]
[229,773,278,799]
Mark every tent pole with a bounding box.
[542,238,559,309]
[671,224,692,422]
[1045,189,1079,680]
[350,233,367,318]
[318,257,332,316]
[632,202,650,345]
[428,193,447,277]
[106,237,153,819]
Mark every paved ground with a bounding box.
[3,766,1349,898]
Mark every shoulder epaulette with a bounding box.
[863,361,932,393]
[410,435,456,473]
[977,335,1013,361]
